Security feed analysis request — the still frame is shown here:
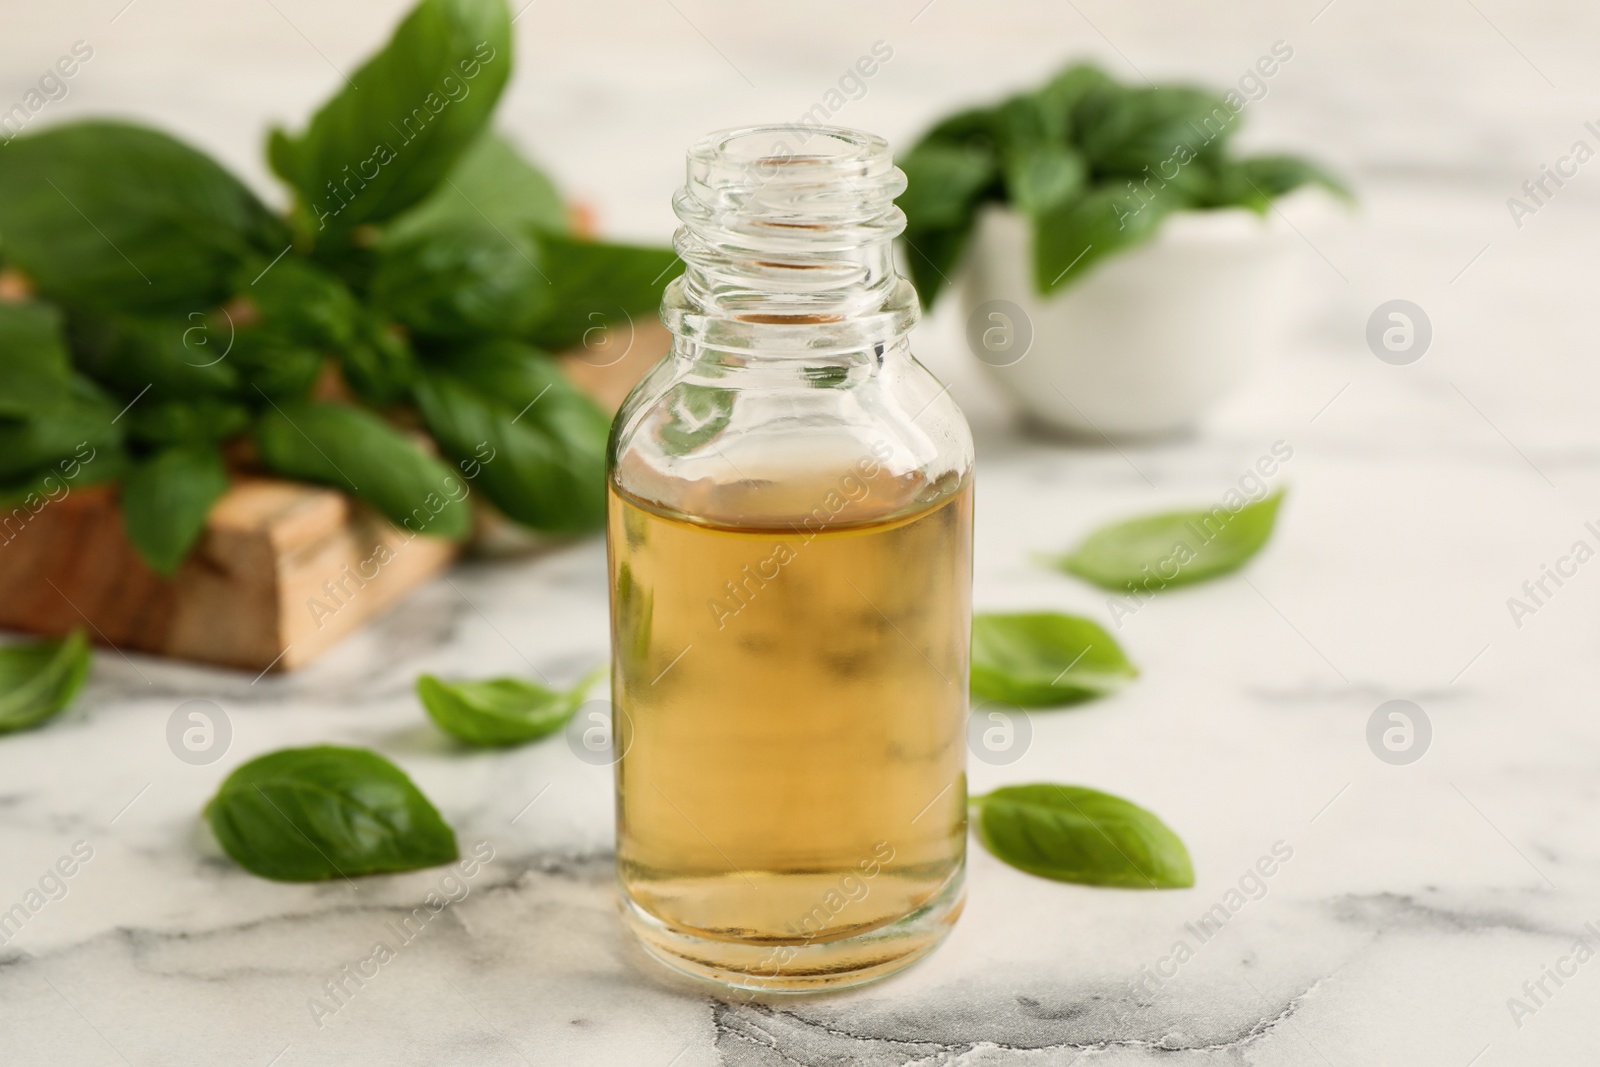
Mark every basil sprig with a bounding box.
[970,612,1136,707]
[972,784,1193,888]
[419,666,603,747]
[0,0,679,575]
[897,62,1349,305]
[0,630,92,735]
[205,746,458,882]
[1049,491,1284,593]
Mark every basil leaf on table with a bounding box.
[1050,491,1284,592]
[204,745,458,882]
[419,666,603,746]
[0,630,92,736]
[970,612,1136,707]
[972,784,1193,888]
[385,131,568,242]
[267,0,511,240]
[120,446,230,575]
[0,121,288,314]
[0,302,74,416]
[521,234,683,351]
[254,402,471,539]
[414,340,608,533]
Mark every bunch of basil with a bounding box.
[896,62,1347,306]
[0,0,679,574]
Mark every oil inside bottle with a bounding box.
[608,462,971,987]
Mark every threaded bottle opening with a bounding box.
[665,124,916,346]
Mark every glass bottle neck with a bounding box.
[662,125,918,358]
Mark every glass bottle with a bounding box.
[606,125,974,991]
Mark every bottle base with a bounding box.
[620,872,965,993]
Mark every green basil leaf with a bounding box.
[268,0,511,241]
[0,630,92,735]
[972,783,1193,888]
[1032,182,1178,292]
[370,223,548,338]
[1050,490,1284,592]
[418,665,602,746]
[386,131,568,242]
[120,445,229,575]
[413,342,607,533]
[1212,154,1353,212]
[521,234,681,351]
[896,141,998,230]
[0,302,74,416]
[1076,85,1236,174]
[0,377,122,484]
[1003,143,1086,218]
[204,745,458,882]
[125,398,251,446]
[970,612,1136,707]
[72,315,241,399]
[1031,62,1118,141]
[0,121,288,314]
[254,401,470,539]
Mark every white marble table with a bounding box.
[4,1,1599,1063]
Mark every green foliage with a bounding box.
[0,631,92,735]
[972,784,1193,888]
[969,612,1136,707]
[897,62,1349,305]
[418,666,602,746]
[204,746,458,881]
[1048,491,1285,592]
[0,0,677,573]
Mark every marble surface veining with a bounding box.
[3,1,1600,1064]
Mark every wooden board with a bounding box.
[0,322,672,672]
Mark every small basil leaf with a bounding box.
[970,612,1135,707]
[0,302,74,416]
[896,141,998,230]
[268,0,511,241]
[419,666,602,746]
[121,445,229,575]
[254,401,471,539]
[0,121,288,314]
[1032,182,1178,292]
[1050,490,1284,592]
[413,342,606,533]
[1031,62,1118,141]
[521,234,682,351]
[386,131,568,242]
[204,745,458,882]
[0,630,92,735]
[1076,85,1236,174]
[228,326,325,401]
[1217,154,1353,212]
[1003,143,1086,218]
[972,783,1193,888]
